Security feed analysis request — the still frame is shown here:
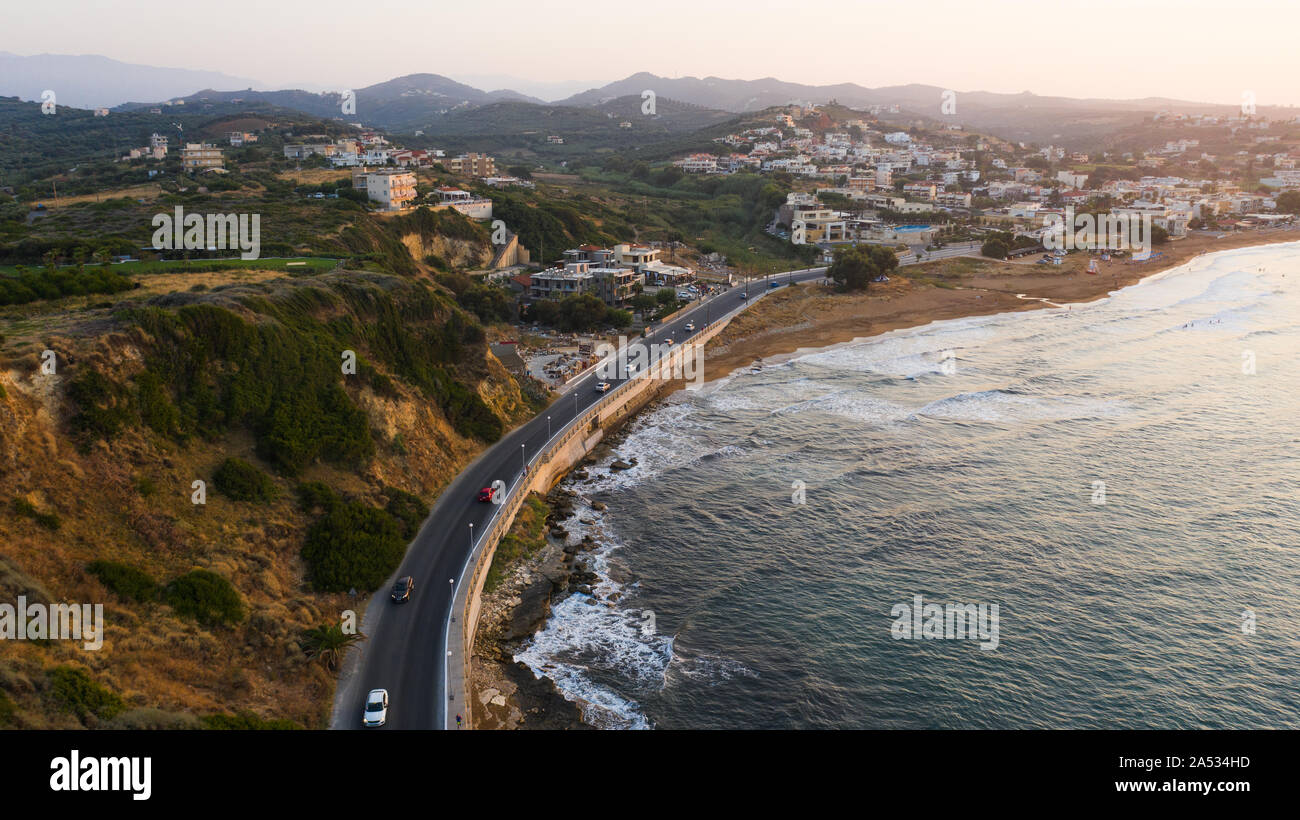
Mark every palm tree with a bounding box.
[302,623,366,670]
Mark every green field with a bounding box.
[0,256,339,278]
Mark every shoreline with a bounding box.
[703,230,1300,380]
[468,230,1299,728]
[469,439,634,730]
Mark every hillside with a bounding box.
[0,267,540,728]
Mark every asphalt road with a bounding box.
[330,266,831,730]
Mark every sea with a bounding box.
[515,242,1300,729]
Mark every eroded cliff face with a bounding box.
[399,232,493,271]
[0,271,536,729]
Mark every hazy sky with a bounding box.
[6,0,1300,105]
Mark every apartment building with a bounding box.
[589,267,639,304]
[181,143,223,173]
[902,182,938,201]
[529,263,595,301]
[283,143,337,159]
[935,191,973,208]
[676,154,719,173]
[613,243,661,269]
[442,153,496,176]
[364,169,417,210]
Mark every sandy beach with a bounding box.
[704,229,1300,379]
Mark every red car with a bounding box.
[477,486,496,503]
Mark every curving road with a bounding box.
[330,266,826,727]
[330,266,837,730]
[331,243,988,729]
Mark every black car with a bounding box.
[391,576,414,603]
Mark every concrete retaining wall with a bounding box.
[447,291,772,729]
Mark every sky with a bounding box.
[5,0,1300,106]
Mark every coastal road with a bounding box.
[331,265,833,730]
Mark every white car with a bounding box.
[363,688,389,727]
[595,381,612,393]
[685,322,696,332]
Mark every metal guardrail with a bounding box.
[443,280,791,728]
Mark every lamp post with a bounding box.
[521,443,526,471]
[468,522,473,550]
[547,415,551,437]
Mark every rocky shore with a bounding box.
[469,443,637,729]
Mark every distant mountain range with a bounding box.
[0,52,256,109]
[125,74,549,131]
[4,54,1291,148]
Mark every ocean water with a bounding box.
[516,243,1300,729]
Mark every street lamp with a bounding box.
[547,415,551,437]
[521,443,526,471]
[468,522,473,549]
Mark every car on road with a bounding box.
[664,338,674,346]
[477,486,496,503]
[391,576,414,603]
[685,322,695,332]
[595,381,612,393]
[363,689,389,727]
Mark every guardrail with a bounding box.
[443,280,792,728]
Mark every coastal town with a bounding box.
[670,103,1298,261]
[2,2,1299,791]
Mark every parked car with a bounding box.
[477,486,496,503]
[391,576,414,603]
[363,689,389,727]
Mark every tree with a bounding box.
[302,622,366,670]
[1151,225,1169,245]
[981,238,1010,259]
[1276,191,1300,214]
[828,244,898,291]
[630,293,658,314]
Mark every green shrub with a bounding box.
[135,475,159,497]
[383,487,428,540]
[103,707,201,730]
[212,457,278,503]
[11,497,60,530]
[0,266,133,307]
[295,481,339,514]
[47,666,125,722]
[87,560,158,603]
[200,711,302,730]
[164,569,246,626]
[66,369,132,444]
[302,500,404,592]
